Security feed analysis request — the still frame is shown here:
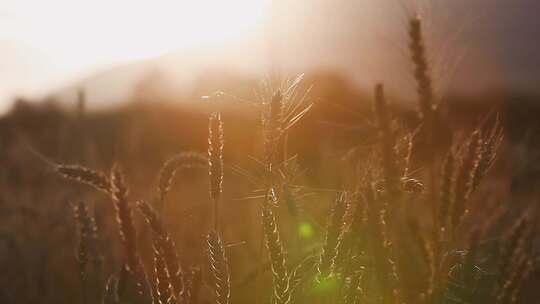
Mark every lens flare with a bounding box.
[297,221,313,239]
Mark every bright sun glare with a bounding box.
[0,0,270,105]
[2,0,269,67]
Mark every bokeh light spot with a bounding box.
[298,221,314,239]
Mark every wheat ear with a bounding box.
[110,164,151,300]
[137,201,184,298]
[207,231,230,304]
[57,164,111,194]
[262,205,290,304]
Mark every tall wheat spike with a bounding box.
[472,125,503,191]
[498,217,528,290]
[207,231,230,304]
[209,111,224,231]
[365,182,400,304]
[152,241,176,304]
[110,164,151,301]
[288,256,317,296]
[451,131,481,231]
[261,204,290,304]
[497,256,530,304]
[138,201,184,298]
[438,152,455,236]
[73,201,93,304]
[343,256,364,304]
[373,84,400,196]
[318,193,348,280]
[409,15,434,122]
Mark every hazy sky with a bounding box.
[0,0,269,109]
[0,0,539,111]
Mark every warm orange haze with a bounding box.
[0,0,270,108]
[1,1,540,304]
[2,0,539,109]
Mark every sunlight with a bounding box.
[1,0,270,68]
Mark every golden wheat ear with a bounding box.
[409,15,434,122]
[318,192,348,281]
[152,241,175,304]
[208,111,224,232]
[72,201,92,304]
[438,151,455,240]
[497,216,528,291]
[181,266,202,304]
[137,200,184,298]
[57,164,111,194]
[261,204,290,304]
[207,230,231,304]
[451,131,481,232]
[157,151,207,205]
[109,164,152,302]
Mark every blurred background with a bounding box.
[1,0,540,303]
[0,0,539,109]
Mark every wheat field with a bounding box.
[0,6,539,304]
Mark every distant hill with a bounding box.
[18,0,540,111]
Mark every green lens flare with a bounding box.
[312,276,339,294]
[298,222,313,238]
